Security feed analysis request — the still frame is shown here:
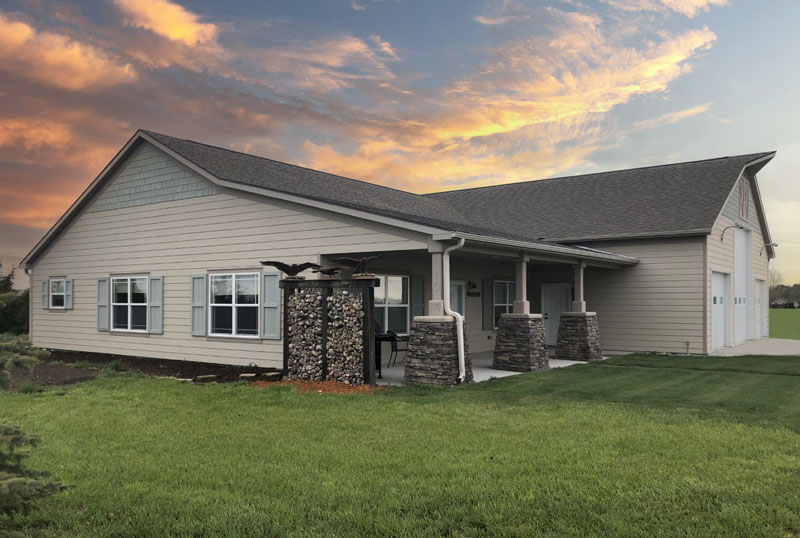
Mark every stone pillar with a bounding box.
[404,316,472,385]
[555,312,602,361]
[571,262,587,313]
[492,313,548,371]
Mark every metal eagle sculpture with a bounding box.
[334,255,379,276]
[259,260,320,279]
[313,266,347,278]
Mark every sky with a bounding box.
[1,0,799,288]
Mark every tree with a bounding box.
[1,336,64,530]
[769,268,783,289]
[0,265,29,335]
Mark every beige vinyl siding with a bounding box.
[584,237,706,354]
[30,143,428,368]
[706,172,769,347]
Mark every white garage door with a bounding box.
[711,271,730,350]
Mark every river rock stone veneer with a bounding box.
[325,290,365,384]
[493,313,548,371]
[286,289,324,381]
[555,312,603,362]
[404,317,473,385]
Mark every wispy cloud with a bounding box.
[473,15,529,25]
[633,102,714,130]
[604,0,728,17]
[114,0,218,46]
[0,12,136,91]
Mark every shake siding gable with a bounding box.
[706,172,769,348]
[29,142,428,368]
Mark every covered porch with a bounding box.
[325,233,637,385]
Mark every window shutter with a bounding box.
[42,281,48,309]
[262,272,281,339]
[65,278,74,310]
[148,276,163,334]
[191,275,206,336]
[97,278,109,331]
[410,275,425,319]
[482,279,493,331]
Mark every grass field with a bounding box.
[771,308,800,339]
[2,355,800,537]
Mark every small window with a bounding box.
[493,280,516,328]
[374,275,409,335]
[209,273,259,337]
[738,177,749,220]
[111,276,148,332]
[49,278,66,309]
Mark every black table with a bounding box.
[375,332,395,379]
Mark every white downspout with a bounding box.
[442,238,466,383]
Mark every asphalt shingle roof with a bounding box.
[144,130,772,244]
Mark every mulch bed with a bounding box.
[250,379,383,394]
[10,350,282,389]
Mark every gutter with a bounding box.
[442,238,467,383]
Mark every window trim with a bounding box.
[110,275,149,333]
[49,278,66,309]
[375,274,410,336]
[493,279,516,329]
[208,272,260,339]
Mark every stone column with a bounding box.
[555,312,602,362]
[492,313,548,371]
[404,316,472,385]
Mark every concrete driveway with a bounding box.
[710,338,800,356]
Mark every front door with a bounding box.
[711,271,730,350]
[541,283,571,346]
[449,280,465,317]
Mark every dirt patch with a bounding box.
[250,379,383,394]
[9,350,282,388]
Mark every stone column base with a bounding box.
[493,313,548,372]
[555,312,603,362]
[404,316,472,385]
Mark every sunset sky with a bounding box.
[1,0,798,286]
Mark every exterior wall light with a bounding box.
[720,223,745,241]
[759,242,778,256]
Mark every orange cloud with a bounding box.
[604,0,728,17]
[633,102,714,130]
[0,12,136,91]
[114,0,218,46]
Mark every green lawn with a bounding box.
[2,356,800,537]
[770,308,800,339]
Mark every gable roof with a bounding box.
[427,152,775,242]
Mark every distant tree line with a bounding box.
[0,265,29,334]
[769,269,800,307]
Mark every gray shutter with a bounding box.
[262,272,281,339]
[148,276,163,334]
[64,278,74,310]
[191,275,206,336]
[410,275,424,319]
[482,279,493,331]
[97,278,109,331]
[42,281,48,309]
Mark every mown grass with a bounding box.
[2,355,800,537]
[770,308,800,339]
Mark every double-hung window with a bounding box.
[493,280,516,328]
[112,276,148,332]
[375,275,409,335]
[49,278,66,309]
[209,273,259,337]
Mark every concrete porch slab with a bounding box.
[710,338,800,356]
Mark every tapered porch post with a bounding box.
[571,262,587,312]
[514,257,530,314]
[428,240,445,316]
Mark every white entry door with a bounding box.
[449,280,465,317]
[711,271,730,350]
[541,283,571,346]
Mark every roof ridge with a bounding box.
[424,151,774,196]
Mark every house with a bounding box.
[21,130,776,375]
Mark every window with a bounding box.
[49,278,66,309]
[493,280,516,327]
[209,273,259,337]
[739,177,749,220]
[375,275,409,335]
[450,280,465,317]
[111,276,148,332]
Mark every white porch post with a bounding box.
[428,239,445,316]
[571,262,587,312]
[513,257,530,314]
